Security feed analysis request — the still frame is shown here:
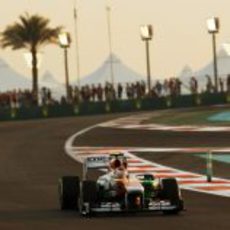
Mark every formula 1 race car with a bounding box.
[59,153,184,216]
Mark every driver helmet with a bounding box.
[110,159,122,170]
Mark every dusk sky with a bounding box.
[0,0,230,83]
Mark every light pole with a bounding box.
[73,0,81,88]
[59,32,71,101]
[207,17,220,92]
[106,2,114,86]
[140,25,153,94]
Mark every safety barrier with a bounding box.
[0,92,229,121]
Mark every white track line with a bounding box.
[70,146,230,153]
[99,113,230,132]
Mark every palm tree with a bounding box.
[0,13,62,102]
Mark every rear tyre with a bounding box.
[59,176,80,211]
[160,178,184,215]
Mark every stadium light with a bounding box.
[140,25,153,40]
[59,32,71,101]
[59,32,71,48]
[207,17,219,33]
[140,25,153,94]
[207,17,220,92]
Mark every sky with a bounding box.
[0,0,230,84]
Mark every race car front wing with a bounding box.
[81,200,180,215]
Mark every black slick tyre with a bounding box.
[160,178,184,214]
[82,180,97,203]
[81,180,97,216]
[59,176,80,210]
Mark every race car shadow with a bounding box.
[0,209,79,222]
[87,211,185,219]
[0,208,184,222]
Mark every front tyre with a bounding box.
[59,176,80,211]
[81,180,98,216]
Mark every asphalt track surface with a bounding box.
[0,112,229,230]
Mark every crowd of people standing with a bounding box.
[0,89,37,108]
[67,78,183,104]
[1,74,230,109]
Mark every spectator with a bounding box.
[190,76,198,94]
[97,84,103,101]
[219,78,224,93]
[155,81,163,97]
[117,83,123,99]
[163,79,169,96]
[227,74,230,93]
[175,78,182,96]
[73,86,80,103]
[206,75,213,93]
[126,83,131,99]
[91,84,97,101]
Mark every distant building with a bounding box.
[78,53,145,86]
[179,43,230,92]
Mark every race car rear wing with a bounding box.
[82,153,127,180]
[83,156,109,180]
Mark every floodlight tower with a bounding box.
[73,0,81,88]
[106,1,114,86]
[207,17,220,92]
[59,32,71,101]
[140,25,153,94]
